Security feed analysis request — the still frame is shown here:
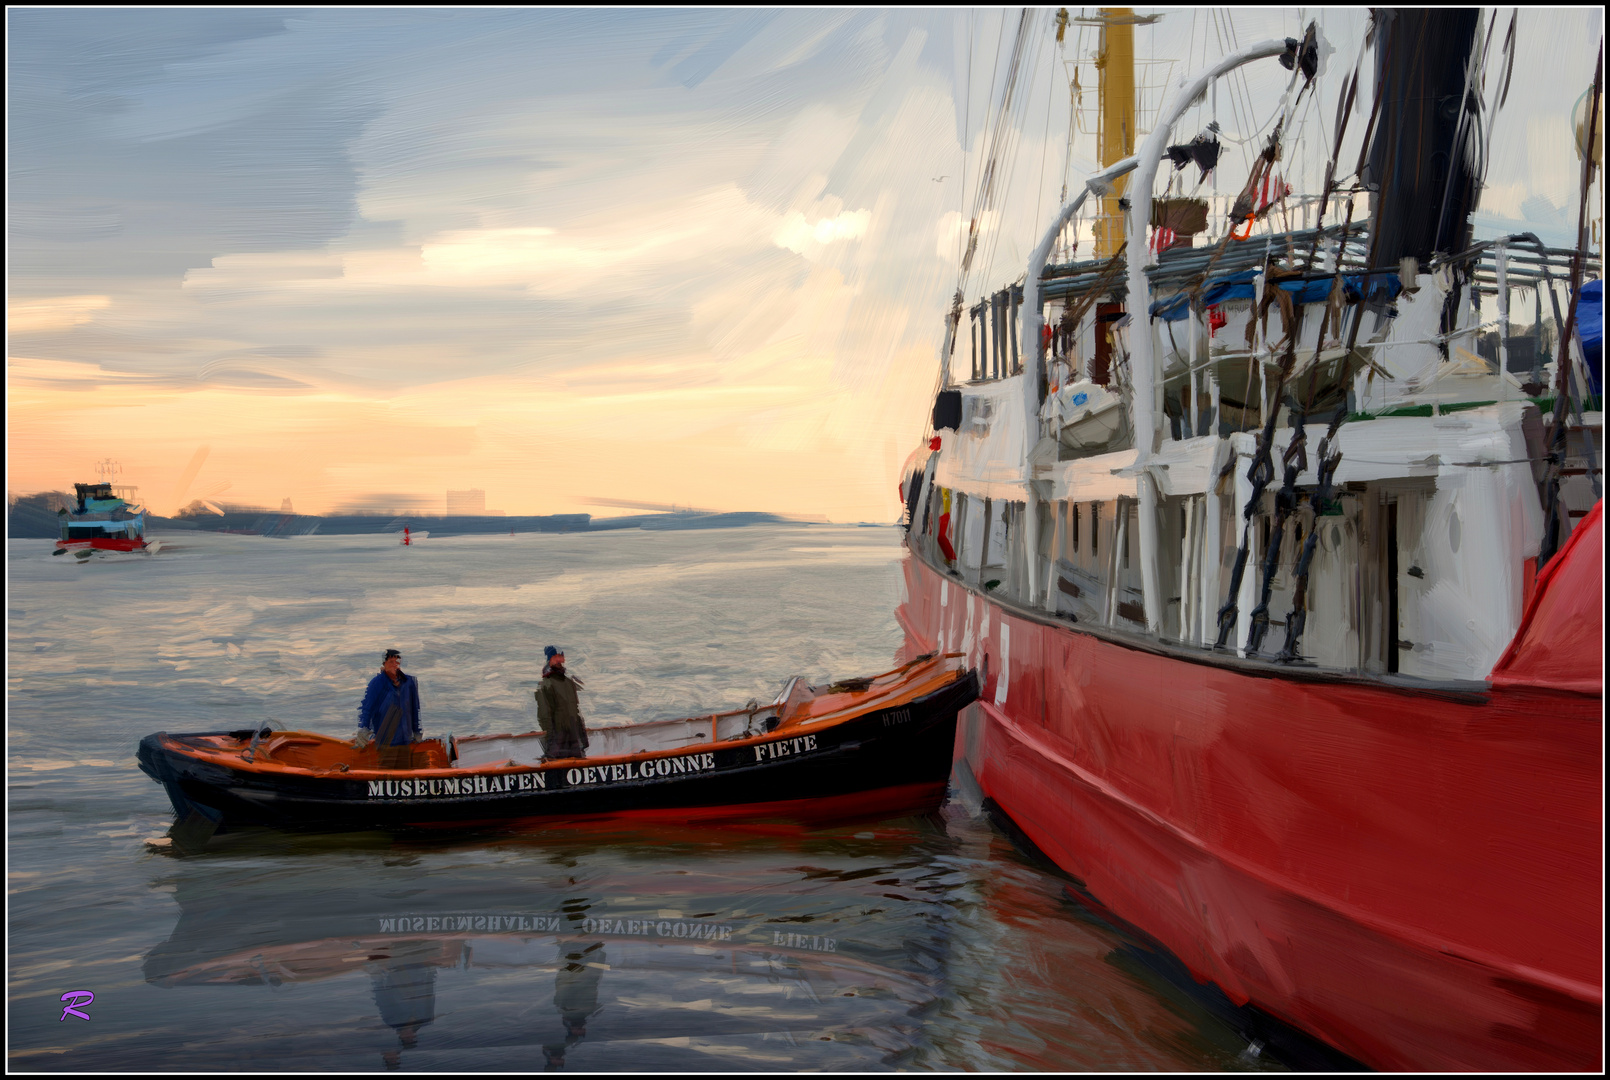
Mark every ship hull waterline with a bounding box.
[897,550,1601,1072]
[54,537,149,554]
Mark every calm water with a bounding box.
[8,527,1281,1071]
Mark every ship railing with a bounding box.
[1047,190,1357,268]
[1042,229,1604,450]
[1040,226,1602,314]
[1433,235,1601,289]
[1042,222,1376,301]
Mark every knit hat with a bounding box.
[544,645,561,660]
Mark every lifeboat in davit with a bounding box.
[136,654,978,833]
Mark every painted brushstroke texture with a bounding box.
[6,8,1602,519]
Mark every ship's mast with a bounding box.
[1093,8,1136,259]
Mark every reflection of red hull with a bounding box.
[896,509,1602,1071]
[55,537,147,552]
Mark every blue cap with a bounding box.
[544,645,560,659]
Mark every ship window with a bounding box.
[1071,503,1079,554]
[1090,502,1099,557]
[970,306,980,381]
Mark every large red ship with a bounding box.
[896,9,1602,1071]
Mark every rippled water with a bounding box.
[8,528,1281,1071]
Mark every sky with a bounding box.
[7,7,1603,521]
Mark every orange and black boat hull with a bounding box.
[136,672,978,832]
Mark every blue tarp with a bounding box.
[1149,272,1403,322]
[1577,279,1601,396]
[1200,269,1260,310]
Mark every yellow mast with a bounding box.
[1094,7,1135,259]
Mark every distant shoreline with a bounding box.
[7,502,891,540]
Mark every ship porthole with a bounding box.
[1448,512,1461,554]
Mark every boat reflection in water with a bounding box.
[369,941,442,1069]
[543,941,604,1070]
[140,846,944,1071]
[133,811,1330,1070]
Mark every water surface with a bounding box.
[9,527,1279,1071]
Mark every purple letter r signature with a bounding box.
[59,990,94,1021]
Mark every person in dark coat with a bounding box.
[536,646,588,762]
[360,649,423,770]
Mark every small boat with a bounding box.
[137,653,978,833]
[54,481,160,559]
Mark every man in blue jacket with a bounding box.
[360,648,423,769]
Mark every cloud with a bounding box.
[182,183,793,303]
[408,184,781,292]
[193,358,316,389]
[7,354,167,388]
[7,296,112,334]
[773,207,872,254]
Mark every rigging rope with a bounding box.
[977,12,1042,288]
[1036,8,1058,230]
[960,9,1035,302]
[959,9,974,270]
[959,8,1017,291]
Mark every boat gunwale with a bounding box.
[149,656,970,782]
[455,652,960,744]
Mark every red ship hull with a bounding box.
[55,537,148,553]
[896,507,1603,1071]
